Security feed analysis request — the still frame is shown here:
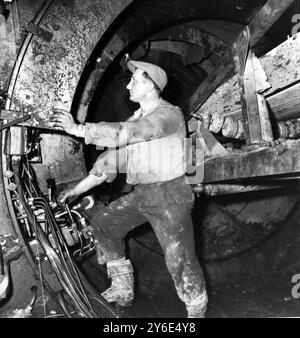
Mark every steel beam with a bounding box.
[200,139,300,183]
[193,183,282,196]
[185,0,296,115]
[205,80,300,128]
[198,31,300,120]
[249,0,296,48]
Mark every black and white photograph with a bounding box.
[0,0,300,323]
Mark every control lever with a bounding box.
[65,203,79,243]
[73,195,95,211]
[47,178,57,208]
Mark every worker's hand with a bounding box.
[57,188,78,205]
[51,109,77,135]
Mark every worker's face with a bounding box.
[126,69,153,102]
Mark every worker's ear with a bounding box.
[143,75,154,91]
[149,80,156,92]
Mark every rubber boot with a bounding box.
[101,258,134,307]
[186,290,208,318]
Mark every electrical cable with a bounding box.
[56,291,73,318]
[13,177,93,317]
[35,199,89,296]
[36,227,93,317]
[33,200,94,317]
[9,159,118,318]
[33,217,47,317]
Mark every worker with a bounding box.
[52,60,208,318]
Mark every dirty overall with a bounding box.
[90,175,206,305]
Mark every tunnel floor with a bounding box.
[28,200,300,319]
[72,251,300,319]
[29,269,300,318]
[118,270,300,318]
[26,246,300,318]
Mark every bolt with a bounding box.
[5,170,14,178]
[52,23,60,31]
[36,295,49,307]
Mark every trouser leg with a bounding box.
[89,191,146,306]
[90,190,147,264]
[143,202,207,311]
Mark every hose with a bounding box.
[57,291,73,318]
[9,159,118,318]
[33,200,95,317]
[10,168,94,317]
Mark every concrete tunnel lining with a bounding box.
[0,0,300,318]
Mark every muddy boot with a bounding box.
[101,258,134,307]
[94,239,119,265]
[186,290,208,318]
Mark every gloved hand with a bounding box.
[57,188,78,206]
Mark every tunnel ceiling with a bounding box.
[118,0,268,46]
[3,0,296,129]
[83,0,270,122]
[84,0,300,123]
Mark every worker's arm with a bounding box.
[51,104,183,147]
[84,104,183,147]
[57,173,108,204]
[58,148,125,204]
[88,145,127,182]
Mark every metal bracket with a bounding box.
[0,110,31,131]
[233,27,250,76]
[27,21,53,42]
[233,28,273,145]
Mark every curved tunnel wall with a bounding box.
[2,0,271,200]
[1,0,298,264]
[0,0,133,313]
[1,0,299,316]
[2,0,135,196]
[5,0,269,133]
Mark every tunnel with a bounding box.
[0,0,300,318]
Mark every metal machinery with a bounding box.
[0,0,300,317]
